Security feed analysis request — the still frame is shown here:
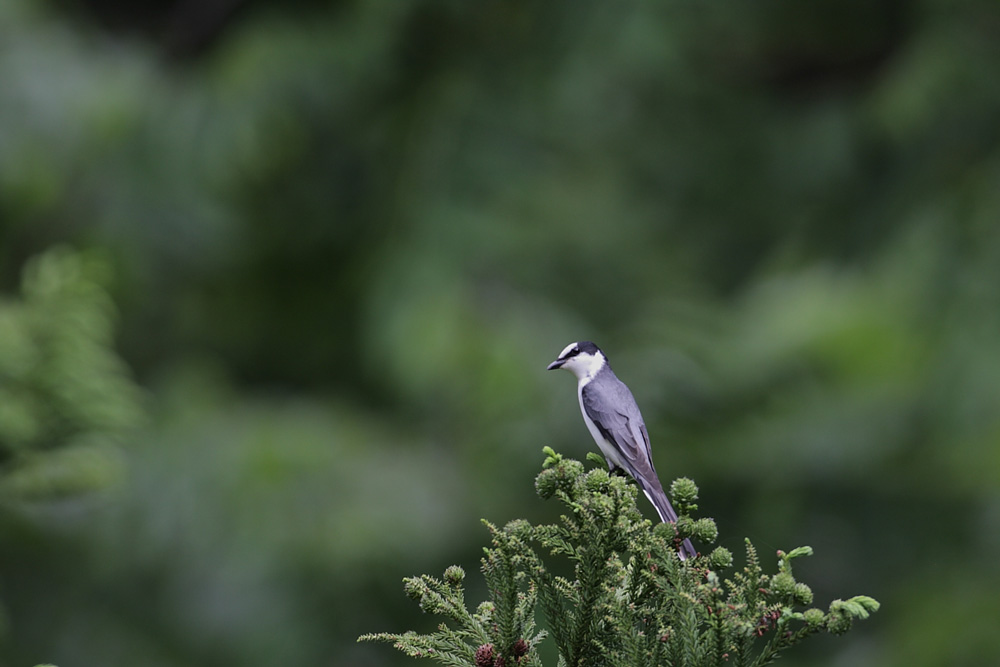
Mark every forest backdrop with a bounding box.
[2,1,1000,665]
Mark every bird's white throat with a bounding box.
[560,351,606,384]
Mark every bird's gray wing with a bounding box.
[580,379,662,491]
[582,378,697,561]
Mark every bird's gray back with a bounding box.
[585,367,641,420]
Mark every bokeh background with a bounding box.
[2,0,1000,665]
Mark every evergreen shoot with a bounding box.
[360,447,878,666]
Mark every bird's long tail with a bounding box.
[642,486,698,561]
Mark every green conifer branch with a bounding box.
[360,449,879,666]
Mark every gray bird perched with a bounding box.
[547,341,697,560]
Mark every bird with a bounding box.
[547,341,697,560]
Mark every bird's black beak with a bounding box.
[546,359,564,370]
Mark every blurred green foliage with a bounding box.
[1,0,1000,665]
[0,248,143,498]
